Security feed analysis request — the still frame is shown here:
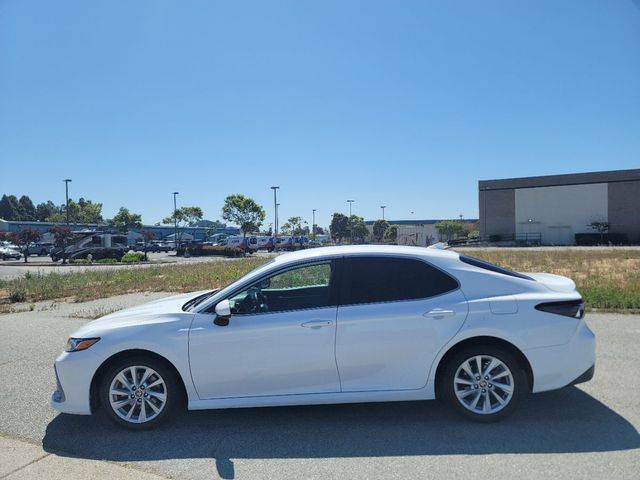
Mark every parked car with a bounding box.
[68,247,126,261]
[51,245,595,429]
[0,246,22,260]
[148,241,173,253]
[25,242,55,256]
[51,233,129,262]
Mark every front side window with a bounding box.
[340,256,458,306]
[229,262,333,315]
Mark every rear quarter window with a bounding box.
[459,255,533,281]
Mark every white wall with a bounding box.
[397,225,438,246]
[515,183,608,245]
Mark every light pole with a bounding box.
[347,199,354,216]
[61,179,72,265]
[63,179,72,226]
[271,186,279,250]
[312,209,316,240]
[381,205,386,220]
[172,192,179,251]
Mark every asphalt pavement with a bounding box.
[0,294,638,479]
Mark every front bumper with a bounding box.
[525,318,596,393]
[50,349,102,415]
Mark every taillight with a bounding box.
[535,299,585,319]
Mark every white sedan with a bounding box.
[51,245,595,429]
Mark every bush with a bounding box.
[177,245,245,257]
[121,252,146,263]
[575,233,629,246]
[9,288,26,303]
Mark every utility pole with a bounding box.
[381,205,386,220]
[347,199,354,217]
[312,209,316,240]
[271,186,279,250]
[63,179,72,226]
[62,179,72,265]
[172,192,179,251]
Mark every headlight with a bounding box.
[65,337,100,352]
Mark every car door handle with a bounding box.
[424,309,456,319]
[301,320,333,329]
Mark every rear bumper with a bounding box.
[570,364,595,386]
[525,318,596,393]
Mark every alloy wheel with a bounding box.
[108,366,167,424]
[453,355,514,415]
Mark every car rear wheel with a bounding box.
[99,356,179,430]
[443,346,527,422]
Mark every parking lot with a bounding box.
[0,293,638,479]
[0,252,273,281]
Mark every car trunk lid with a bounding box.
[524,272,577,293]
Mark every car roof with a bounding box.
[273,245,460,265]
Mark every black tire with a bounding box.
[99,355,180,430]
[442,345,527,423]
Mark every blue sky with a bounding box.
[1,0,638,229]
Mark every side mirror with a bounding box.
[214,299,231,326]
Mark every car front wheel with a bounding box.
[99,356,179,430]
[443,346,527,422]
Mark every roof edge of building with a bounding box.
[479,168,640,191]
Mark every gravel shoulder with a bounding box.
[0,294,638,480]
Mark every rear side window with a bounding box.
[340,256,459,306]
[459,255,533,281]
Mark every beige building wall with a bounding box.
[515,183,608,245]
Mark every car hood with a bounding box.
[525,273,577,293]
[71,290,213,336]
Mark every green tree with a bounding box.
[18,196,36,220]
[372,219,390,242]
[163,206,204,228]
[0,195,20,220]
[221,195,265,250]
[384,225,398,242]
[163,206,204,243]
[8,228,41,263]
[280,216,308,236]
[46,198,103,224]
[330,213,349,242]
[348,215,369,244]
[36,201,58,222]
[76,198,103,223]
[108,207,143,233]
[435,220,464,242]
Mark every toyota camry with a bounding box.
[51,245,595,429]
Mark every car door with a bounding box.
[189,260,341,399]
[335,255,468,392]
